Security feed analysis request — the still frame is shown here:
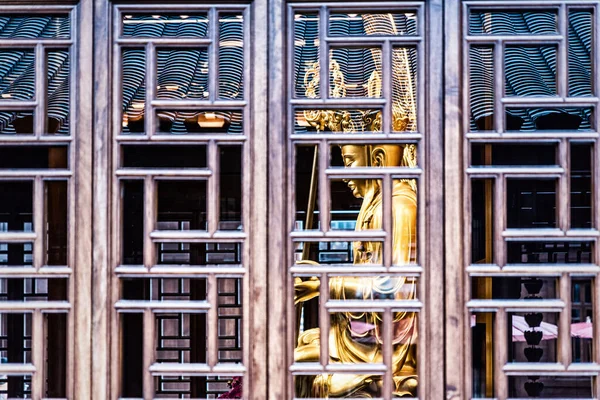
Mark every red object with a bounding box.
[218,377,243,399]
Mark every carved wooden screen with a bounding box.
[271,2,444,399]
[0,2,92,399]
[446,1,600,399]
[104,4,266,399]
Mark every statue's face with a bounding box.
[341,145,369,198]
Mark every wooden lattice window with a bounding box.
[283,3,444,399]
[461,2,599,398]
[0,3,91,399]
[110,4,251,399]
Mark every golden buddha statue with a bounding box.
[295,21,418,395]
[294,142,418,398]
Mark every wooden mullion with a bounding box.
[292,132,423,142]
[382,40,392,134]
[145,42,155,138]
[469,264,598,275]
[116,169,211,178]
[33,177,44,271]
[558,4,568,98]
[319,6,328,100]
[207,274,218,368]
[116,134,246,143]
[150,231,246,242]
[290,98,386,106]
[209,8,218,103]
[327,166,422,177]
[149,99,246,108]
[318,273,329,368]
[31,310,44,400]
[143,309,155,400]
[466,35,564,43]
[0,136,71,144]
[558,272,572,366]
[207,139,220,235]
[382,308,393,400]
[0,4,75,12]
[115,3,245,12]
[327,36,422,45]
[493,309,508,400]
[559,138,570,231]
[382,173,393,269]
[468,167,564,175]
[467,132,600,140]
[118,265,244,277]
[0,100,37,109]
[594,275,600,398]
[500,98,599,106]
[292,2,423,9]
[0,170,72,178]
[116,38,211,46]
[493,40,504,133]
[501,99,596,108]
[143,176,156,270]
[35,43,45,138]
[293,264,422,274]
[318,138,330,233]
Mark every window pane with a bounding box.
[569,10,593,97]
[0,182,33,232]
[293,13,320,99]
[156,110,243,135]
[505,46,557,97]
[328,47,382,99]
[121,48,146,134]
[469,11,558,35]
[218,13,244,99]
[0,50,35,100]
[47,50,70,135]
[121,145,207,168]
[122,14,209,38]
[329,12,418,36]
[157,181,207,231]
[156,48,209,100]
[0,111,34,135]
[0,15,70,39]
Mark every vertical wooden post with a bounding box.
[74,0,94,398]
[444,0,465,398]
[92,0,111,398]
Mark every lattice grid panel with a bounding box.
[463,2,600,398]
[113,4,249,399]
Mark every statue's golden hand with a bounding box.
[294,276,320,304]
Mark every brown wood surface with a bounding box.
[1,1,597,398]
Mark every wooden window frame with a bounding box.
[92,1,268,399]
[8,0,598,398]
[446,1,600,399]
[0,1,93,399]
[266,0,444,399]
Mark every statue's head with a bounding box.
[340,144,370,198]
[340,143,405,198]
[370,144,404,168]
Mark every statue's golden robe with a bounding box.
[296,180,418,398]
